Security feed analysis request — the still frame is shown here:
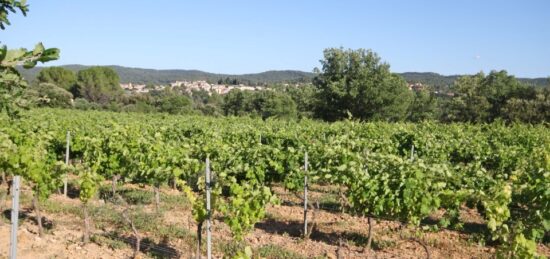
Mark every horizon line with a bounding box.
[26,63,549,79]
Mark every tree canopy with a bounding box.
[73,66,122,104]
[0,0,28,29]
[222,89,297,119]
[36,66,76,91]
[441,70,544,123]
[407,89,438,122]
[312,48,413,121]
[26,82,73,108]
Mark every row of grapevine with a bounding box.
[0,108,548,258]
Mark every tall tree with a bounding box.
[502,88,550,123]
[74,66,122,104]
[36,66,76,91]
[442,73,490,122]
[312,48,412,121]
[222,89,252,116]
[407,89,438,122]
[480,70,522,121]
[252,90,297,119]
[285,84,315,118]
[443,70,525,122]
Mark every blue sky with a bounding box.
[1,0,549,77]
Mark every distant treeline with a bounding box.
[22,48,549,123]
[18,65,313,86]
[19,65,549,88]
[400,72,548,91]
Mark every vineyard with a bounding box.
[0,108,549,258]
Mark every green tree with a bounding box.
[285,84,315,118]
[443,71,526,122]
[0,0,28,29]
[407,89,438,122]
[0,1,59,118]
[191,89,210,106]
[313,48,412,121]
[252,90,297,119]
[74,66,122,104]
[36,66,76,91]
[480,70,522,121]
[157,94,194,114]
[223,89,253,116]
[442,73,490,122]
[26,82,73,108]
[502,89,550,123]
[222,89,297,119]
[193,90,223,116]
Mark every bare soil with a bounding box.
[0,184,548,259]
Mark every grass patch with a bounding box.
[42,199,82,216]
[308,184,341,195]
[257,244,308,259]
[121,189,154,205]
[215,241,243,257]
[265,211,284,222]
[127,208,161,231]
[318,193,342,212]
[98,185,154,205]
[90,204,124,230]
[156,224,196,246]
[371,239,396,250]
[92,205,161,233]
[161,192,190,210]
[216,242,317,258]
[99,184,189,210]
[338,231,395,251]
[91,203,194,247]
[18,190,34,204]
[91,234,129,250]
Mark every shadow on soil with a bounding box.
[420,216,502,246]
[280,200,343,214]
[101,232,181,258]
[63,182,81,199]
[2,208,54,230]
[255,218,386,250]
[420,216,490,235]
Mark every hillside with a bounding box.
[400,72,548,88]
[18,65,314,85]
[18,65,548,88]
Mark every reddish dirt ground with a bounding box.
[0,184,548,259]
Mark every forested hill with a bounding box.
[18,65,548,87]
[18,65,314,85]
[400,72,549,88]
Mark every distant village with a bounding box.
[120,80,454,96]
[120,81,265,95]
